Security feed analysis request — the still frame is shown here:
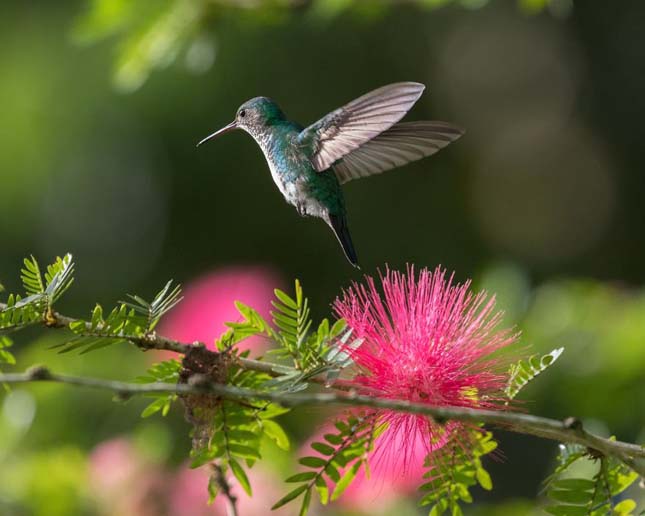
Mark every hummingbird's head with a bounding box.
[197,97,286,147]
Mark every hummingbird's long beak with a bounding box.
[196,121,238,147]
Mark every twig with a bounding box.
[2,367,643,477]
[0,302,190,353]
[211,463,239,516]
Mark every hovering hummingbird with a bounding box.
[198,82,463,268]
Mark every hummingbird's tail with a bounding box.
[328,213,360,269]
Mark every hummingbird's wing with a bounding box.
[332,121,464,184]
[298,82,425,172]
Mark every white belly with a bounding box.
[265,157,328,220]
[255,130,329,221]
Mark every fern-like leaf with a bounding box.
[0,336,16,391]
[51,303,136,354]
[544,445,639,516]
[0,293,46,333]
[273,413,383,515]
[418,430,497,515]
[505,347,564,400]
[123,280,182,331]
[270,280,312,367]
[44,254,75,305]
[1,254,77,333]
[20,256,45,296]
[224,281,359,393]
[52,281,182,354]
[135,359,182,417]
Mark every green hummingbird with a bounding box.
[198,82,463,268]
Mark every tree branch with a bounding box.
[2,302,644,475]
[0,302,349,386]
[2,367,643,477]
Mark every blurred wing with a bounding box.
[332,121,464,184]
[298,82,425,172]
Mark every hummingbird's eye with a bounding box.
[239,109,246,118]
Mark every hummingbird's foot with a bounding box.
[296,203,307,217]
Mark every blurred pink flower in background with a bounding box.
[159,266,282,354]
[89,438,168,516]
[90,438,292,515]
[169,461,293,516]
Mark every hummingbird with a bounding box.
[198,82,463,268]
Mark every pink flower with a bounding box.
[333,266,518,475]
[89,438,168,516]
[159,266,282,353]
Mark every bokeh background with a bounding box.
[1,0,644,514]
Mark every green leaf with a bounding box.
[228,443,261,460]
[273,312,298,329]
[274,288,298,310]
[263,419,290,451]
[334,421,348,433]
[544,455,639,516]
[299,487,312,516]
[455,482,473,503]
[298,456,327,468]
[190,447,219,468]
[0,336,16,363]
[330,318,346,337]
[429,501,447,516]
[271,300,298,319]
[604,461,639,495]
[0,349,16,365]
[314,475,328,505]
[324,433,343,445]
[90,304,103,329]
[285,472,317,483]
[544,505,589,516]
[230,458,252,496]
[140,397,171,418]
[258,404,291,419]
[331,460,362,501]
[229,429,259,443]
[324,462,340,483]
[551,478,595,491]
[505,347,564,399]
[613,499,636,515]
[418,430,498,512]
[207,474,219,504]
[21,256,45,295]
[476,467,493,490]
[44,254,75,304]
[124,280,182,331]
[271,485,308,510]
[311,442,335,456]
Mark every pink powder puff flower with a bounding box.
[333,266,519,475]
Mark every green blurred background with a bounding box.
[1,0,644,514]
